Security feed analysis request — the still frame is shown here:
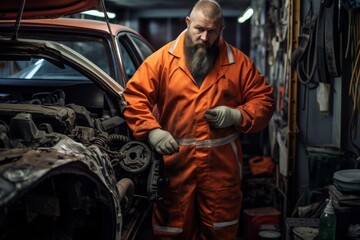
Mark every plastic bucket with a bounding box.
[258,230,281,240]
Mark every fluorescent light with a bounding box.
[238,7,253,23]
[81,10,116,19]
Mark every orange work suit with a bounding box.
[123,30,274,240]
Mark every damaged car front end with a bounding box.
[0,38,163,240]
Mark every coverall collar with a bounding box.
[168,30,235,93]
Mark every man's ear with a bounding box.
[185,16,190,28]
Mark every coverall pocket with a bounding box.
[214,186,242,229]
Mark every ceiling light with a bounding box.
[238,7,253,23]
[81,10,116,19]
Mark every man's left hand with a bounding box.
[204,106,242,128]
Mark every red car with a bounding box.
[0,1,160,240]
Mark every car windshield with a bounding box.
[0,33,113,80]
[1,58,89,80]
[57,38,111,76]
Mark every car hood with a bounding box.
[0,0,100,20]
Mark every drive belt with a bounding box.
[316,0,330,83]
[324,0,344,77]
[292,5,317,85]
[292,0,346,84]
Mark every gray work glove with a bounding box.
[148,128,179,155]
[204,106,242,128]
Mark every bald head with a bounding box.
[189,0,224,25]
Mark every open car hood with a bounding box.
[0,0,100,20]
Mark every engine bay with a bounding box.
[0,86,164,240]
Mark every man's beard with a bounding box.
[184,34,219,79]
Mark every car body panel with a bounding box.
[19,18,138,36]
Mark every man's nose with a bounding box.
[200,31,209,41]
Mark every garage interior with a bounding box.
[89,0,359,239]
[1,0,359,239]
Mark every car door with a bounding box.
[117,32,154,83]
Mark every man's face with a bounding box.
[185,11,222,49]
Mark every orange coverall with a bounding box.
[123,31,274,240]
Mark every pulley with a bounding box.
[119,141,152,173]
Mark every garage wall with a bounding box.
[295,0,360,188]
[251,0,360,214]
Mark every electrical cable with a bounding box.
[348,13,360,155]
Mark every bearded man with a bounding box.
[122,0,275,239]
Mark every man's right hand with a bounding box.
[148,128,179,155]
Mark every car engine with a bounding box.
[0,91,164,240]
